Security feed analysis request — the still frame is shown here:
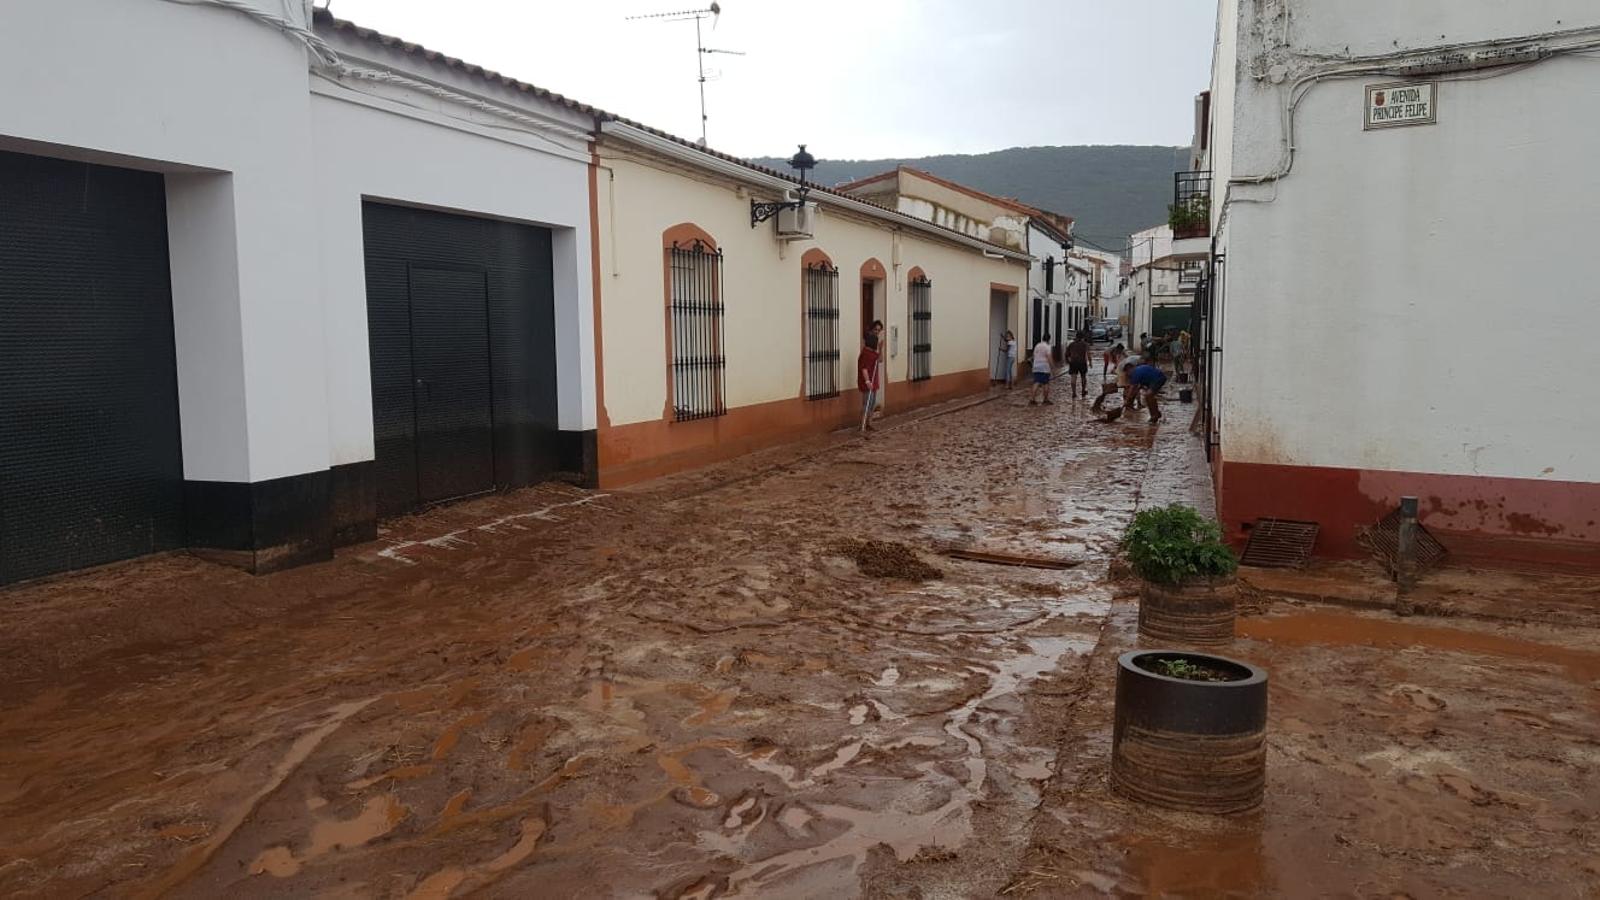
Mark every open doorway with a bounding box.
[860,258,887,413]
[989,288,1009,384]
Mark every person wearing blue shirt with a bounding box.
[1122,362,1167,424]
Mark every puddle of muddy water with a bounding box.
[1238,610,1600,683]
[710,631,1096,897]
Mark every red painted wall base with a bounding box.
[1217,460,1600,574]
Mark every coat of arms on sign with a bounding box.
[1374,90,1385,106]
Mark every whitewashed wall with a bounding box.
[0,0,597,484]
[1216,0,1600,481]
[0,0,323,482]
[309,31,595,468]
[596,148,1026,428]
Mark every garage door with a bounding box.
[362,202,559,517]
[1152,304,1193,336]
[0,150,185,585]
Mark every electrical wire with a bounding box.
[1233,29,1600,191]
[157,0,340,65]
[161,0,593,152]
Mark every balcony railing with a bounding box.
[1171,170,1211,240]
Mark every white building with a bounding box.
[1127,224,1206,348]
[0,0,1028,585]
[1203,0,1600,569]
[836,167,1083,364]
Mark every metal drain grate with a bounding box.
[1240,518,1320,568]
[1359,508,1448,575]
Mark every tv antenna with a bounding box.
[627,3,744,146]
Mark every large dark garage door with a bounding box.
[363,202,559,517]
[0,150,185,585]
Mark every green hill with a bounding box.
[753,145,1188,252]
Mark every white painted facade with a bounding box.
[1128,225,1204,347]
[310,25,595,467]
[1207,0,1600,561]
[1025,222,1074,346]
[594,130,1028,431]
[0,0,596,486]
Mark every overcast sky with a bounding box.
[322,0,1216,159]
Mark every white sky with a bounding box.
[321,0,1217,159]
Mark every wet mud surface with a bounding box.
[1019,584,1600,897]
[5,379,1599,899]
[0,388,1158,898]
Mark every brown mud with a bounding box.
[1017,578,1600,897]
[0,388,1155,899]
[4,380,1599,899]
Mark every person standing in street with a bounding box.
[858,332,882,434]
[1122,360,1168,424]
[1065,330,1090,398]
[1005,330,1019,389]
[1028,332,1055,406]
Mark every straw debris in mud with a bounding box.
[832,539,944,581]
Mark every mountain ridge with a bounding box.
[752,144,1188,252]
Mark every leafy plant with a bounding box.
[1148,656,1237,682]
[1155,658,1203,678]
[1167,195,1210,232]
[1122,503,1238,586]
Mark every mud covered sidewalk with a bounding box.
[1013,431,1600,897]
[0,388,1163,898]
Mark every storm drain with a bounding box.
[1359,509,1448,575]
[1240,518,1320,568]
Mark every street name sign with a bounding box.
[1365,81,1437,129]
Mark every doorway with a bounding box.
[859,258,887,411]
[363,201,559,517]
[988,289,1010,383]
[0,150,185,585]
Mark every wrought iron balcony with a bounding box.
[1171,170,1212,240]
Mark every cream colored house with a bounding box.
[591,127,1030,486]
[836,167,1078,364]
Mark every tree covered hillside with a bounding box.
[753,145,1188,251]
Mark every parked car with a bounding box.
[1089,323,1110,342]
[1099,320,1122,340]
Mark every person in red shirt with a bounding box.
[858,332,882,435]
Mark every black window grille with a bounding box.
[667,240,726,421]
[909,274,932,382]
[803,260,840,399]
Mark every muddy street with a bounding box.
[0,389,1159,898]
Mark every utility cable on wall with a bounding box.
[158,0,592,151]
[1233,23,1600,194]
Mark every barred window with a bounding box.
[667,240,726,421]
[909,274,932,382]
[803,260,841,399]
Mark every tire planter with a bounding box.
[1138,576,1236,647]
[1111,649,1268,815]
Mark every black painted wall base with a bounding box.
[330,461,377,547]
[558,428,599,489]
[184,445,592,577]
[186,468,336,574]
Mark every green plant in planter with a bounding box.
[1123,503,1238,586]
[1167,195,1210,232]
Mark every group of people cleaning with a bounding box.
[853,322,1176,437]
[995,329,1170,425]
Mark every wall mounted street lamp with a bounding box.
[751,144,816,227]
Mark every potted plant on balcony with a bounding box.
[1111,648,1268,814]
[1123,503,1238,646]
[1168,195,1210,240]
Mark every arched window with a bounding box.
[663,224,725,421]
[801,249,840,400]
[907,267,932,382]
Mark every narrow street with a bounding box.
[0,386,1162,899]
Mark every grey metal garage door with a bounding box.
[362,202,559,518]
[0,150,185,585]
